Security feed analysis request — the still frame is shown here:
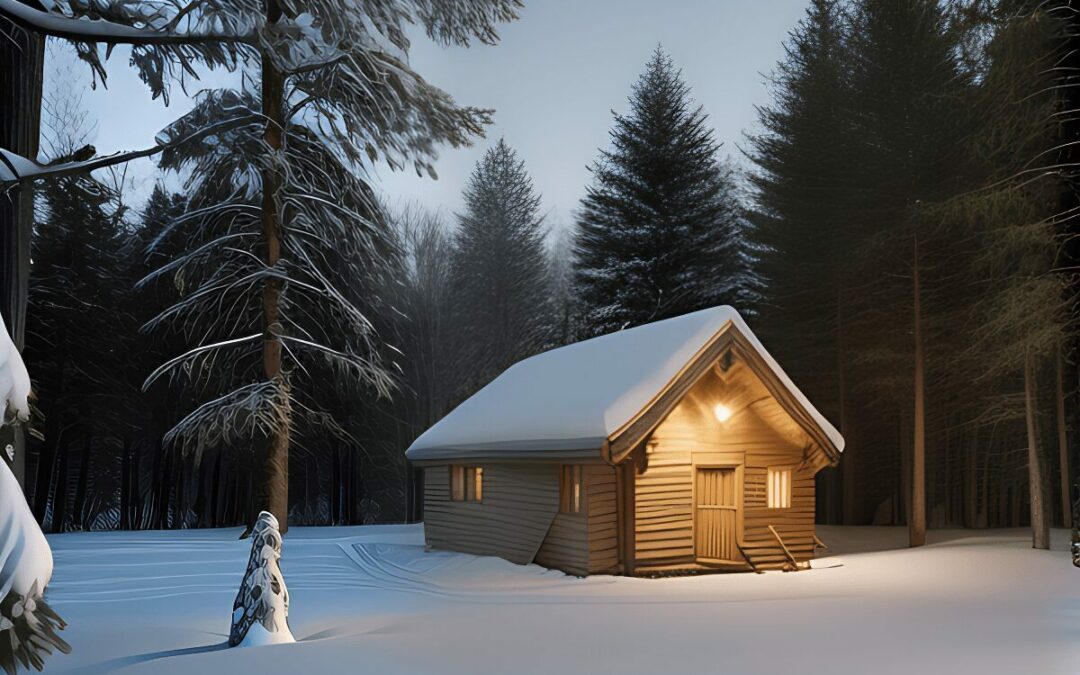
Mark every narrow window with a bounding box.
[450,466,483,502]
[559,465,583,513]
[767,468,792,509]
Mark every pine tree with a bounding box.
[451,138,552,392]
[845,0,972,544]
[574,46,750,336]
[1,0,523,533]
[25,169,135,532]
[746,0,854,523]
[924,3,1071,549]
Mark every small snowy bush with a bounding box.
[229,511,293,647]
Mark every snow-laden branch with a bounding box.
[136,232,258,289]
[0,0,254,45]
[143,333,261,391]
[0,113,261,189]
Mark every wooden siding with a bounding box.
[535,464,620,575]
[586,465,619,573]
[536,511,588,574]
[424,463,559,565]
[633,359,823,573]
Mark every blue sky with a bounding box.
[57,0,810,229]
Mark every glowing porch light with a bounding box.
[713,403,733,423]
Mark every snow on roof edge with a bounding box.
[406,306,845,461]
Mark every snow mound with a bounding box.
[42,525,1080,675]
[0,460,51,597]
[0,313,30,423]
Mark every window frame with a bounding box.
[766,467,792,509]
[450,465,483,503]
[559,465,584,514]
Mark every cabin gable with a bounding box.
[630,354,824,573]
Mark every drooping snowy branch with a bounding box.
[0,113,262,190]
[0,0,255,45]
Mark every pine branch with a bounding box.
[1,113,261,189]
[0,0,255,45]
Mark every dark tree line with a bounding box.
[747,0,1078,548]
[9,0,1076,546]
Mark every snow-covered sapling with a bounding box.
[0,314,69,673]
[229,511,293,647]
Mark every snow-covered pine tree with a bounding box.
[389,205,455,435]
[450,138,552,393]
[574,46,751,336]
[0,1,522,532]
[229,510,292,647]
[547,227,579,346]
[0,309,68,673]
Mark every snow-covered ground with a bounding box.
[44,524,1079,674]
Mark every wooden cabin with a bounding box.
[405,306,844,576]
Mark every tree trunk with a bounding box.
[330,446,340,524]
[50,439,70,533]
[172,452,184,529]
[33,417,62,522]
[210,449,223,528]
[836,286,850,526]
[900,414,911,525]
[1056,346,1072,529]
[120,438,131,529]
[1024,351,1050,549]
[73,436,91,530]
[0,18,44,491]
[910,236,926,548]
[964,432,977,528]
[255,1,290,534]
[156,446,171,529]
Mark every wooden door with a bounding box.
[695,468,739,561]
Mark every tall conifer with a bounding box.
[574,46,751,335]
[451,138,552,393]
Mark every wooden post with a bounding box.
[1024,351,1050,549]
[616,460,636,575]
[910,235,926,547]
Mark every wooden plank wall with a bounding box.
[633,361,823,573]
[424,463,559,565]
[535,464,619,575]
[586,465,619,573]
[536,508,588,575]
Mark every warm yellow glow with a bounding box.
[713,403,733,423]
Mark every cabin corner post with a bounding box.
[616,458,637,575]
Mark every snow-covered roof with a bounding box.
[406,306,844,462]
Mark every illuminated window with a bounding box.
[767,468,791,509]
[450,466,483,502]
[559,465,583,513]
